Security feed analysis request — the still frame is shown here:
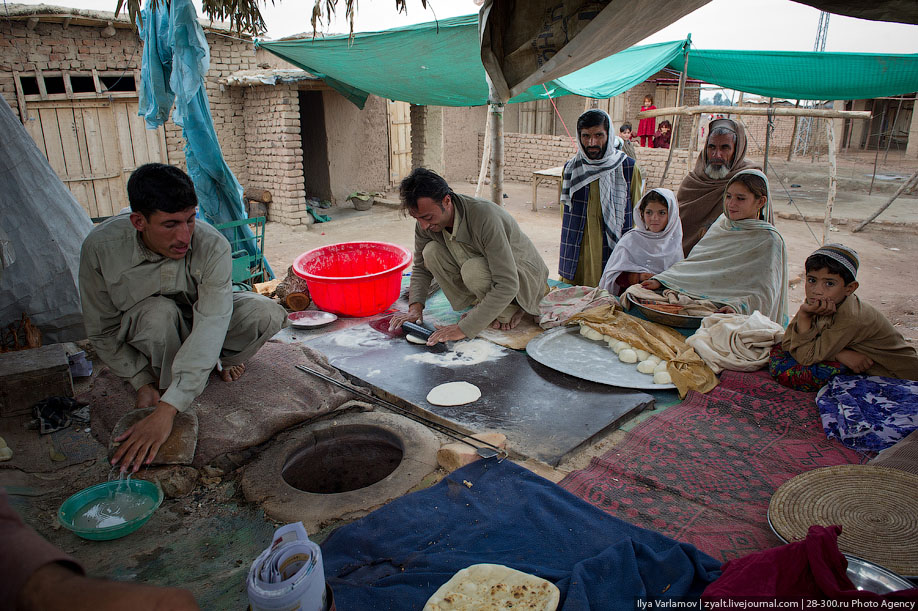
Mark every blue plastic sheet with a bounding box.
[137,0,272,279]
[321,459,721,609]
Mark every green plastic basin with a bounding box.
[58,479,163,541]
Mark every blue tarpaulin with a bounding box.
[321,459,721,609]
[138,0,272,279]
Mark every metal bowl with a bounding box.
[626,293,707,329]
[845,555,915,593]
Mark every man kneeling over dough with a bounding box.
[79,163,286,473]
[389,168,549,345]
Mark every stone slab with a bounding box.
[304,324,654,466]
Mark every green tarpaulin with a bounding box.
[258,14,918,107]
[671,49,918,101]
[258,16,685,108]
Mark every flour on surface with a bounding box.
[405,339,507,367]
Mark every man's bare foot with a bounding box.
[218,363,246,382]
[490,308,527,331]
[135,384,161,410]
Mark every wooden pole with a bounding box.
[487,77,504,205]
[823,119,838,244]
[636,105,870,120]
[763,97,773,176]
[854,170,918,232]
[688,112,700,175]
[883,97,904,162]
[787,100,800,161]
[660,42,690,186]
[475,111,491,198]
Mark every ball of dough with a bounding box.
[653,371,672,385]
[635,349,650,362]
[647,355,662,366]
[653,361,669,374]
[636,360,656,374]
[619,349,638,364]
[579,325,603,341]
[612,341,630,354]
[579,325,591,337]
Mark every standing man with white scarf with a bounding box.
[559,109,643,286]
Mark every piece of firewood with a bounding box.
[285,292,311,311]
[243,187,272,203]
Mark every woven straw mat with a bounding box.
[768,464,918,576]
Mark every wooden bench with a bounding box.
[531,166,564,211]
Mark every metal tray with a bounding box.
[626,293,707,329]
[288,310,338,328]
[526,326,675,390]
[767,511,916,592]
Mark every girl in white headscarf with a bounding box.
[599,188,683,296]
[639,169,789,326]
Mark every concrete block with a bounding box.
[436,432,507,472]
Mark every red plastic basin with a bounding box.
[292,241,412,317]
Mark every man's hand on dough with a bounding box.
[427,324,466,345]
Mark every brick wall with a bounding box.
[0,13,256,195]
[242,84,307,225]
[479,132,690,191]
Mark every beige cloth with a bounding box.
[623,285,720,316]
[677,119,762,255]
[568,303,718,398]
[538,286,618,329]
[79,216,286,412]
[685,312,785,374]
[782,293,918,380]
[409,192,549,338]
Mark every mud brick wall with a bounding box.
[479,133,691,192]
[242,84,307,225]
[0,16,256,191]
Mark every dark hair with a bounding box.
[639,190,668,215]
[644,94,654,105]
[619,123,632,133]
[399,167,452,213]
[127,163,197,217]
[577,109,609,135]
[659,120,672,130]
[805,254,856,285]
[730,173,768,200]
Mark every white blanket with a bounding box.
[686,311,785,373]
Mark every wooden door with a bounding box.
[25,98,167,218]
[387,100,412,184]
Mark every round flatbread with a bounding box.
[406,334,428,345]
[426,381,481,406]
[423,563,560,611]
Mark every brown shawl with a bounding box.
[677,119,761,255]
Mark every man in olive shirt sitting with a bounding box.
[389,168,549,345]
[79,164,285,473]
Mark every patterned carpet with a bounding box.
[560,370,871,563]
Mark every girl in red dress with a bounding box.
[637,95,656,148]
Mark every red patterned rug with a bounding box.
[559,370,870,563]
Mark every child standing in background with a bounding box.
[654,120,672,149]
[637,95,656,148]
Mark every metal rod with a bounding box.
[295,364,507,457]
[763,98,774,176]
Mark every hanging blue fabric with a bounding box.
[137,0,273,279]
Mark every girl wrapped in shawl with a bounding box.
[638,169,788,326]
[599,188,683,296]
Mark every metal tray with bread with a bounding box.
[625,292,710,329]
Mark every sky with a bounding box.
[9,0,918,54]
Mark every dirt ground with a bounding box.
[265,171,918,345]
